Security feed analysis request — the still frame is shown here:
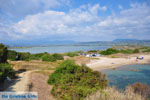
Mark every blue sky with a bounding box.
[0,0,150,45]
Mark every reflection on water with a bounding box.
[101,64,150,89]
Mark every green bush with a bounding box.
[0,63,15,83]
[29,52,48,60]
[88,50,97,53]
[0,43,8,63]
[133,49,140,53]
[52,53,64,60]
[120,49,133,54]
[143,48,150,52]
[17,52,30,61]
[100,48,119,55]
[7,50,17,61]
[42,54,56,62]
[66,52,78,57]
[48,60,108,100]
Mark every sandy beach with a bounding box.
[87,54,150,71]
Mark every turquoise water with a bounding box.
[9,45,109,54]
[101,64,150,89]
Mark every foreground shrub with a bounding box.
[66,52,78,57]
[85,87,144,100]
[48,60,108,100]
[42,54,56,62]
[100,48,119,55]
[130,82,150,99]
[0,43,8,63]
[0,63,15,83]
[52,53,64,60]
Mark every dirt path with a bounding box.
[5,71,32,92]
[29,72,55,100]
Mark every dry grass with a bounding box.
[8,60,61,71]
[85,87,145,100]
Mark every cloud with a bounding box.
[118,5,123,9]
[0,0,70,19]
[1,2,150,42]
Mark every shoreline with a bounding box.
[87,54,150,71]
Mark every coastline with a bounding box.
[87,54,150,71]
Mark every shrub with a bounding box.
[66,52,78,57]
[29,52,48,60]
[0,63,15,83]
[0,43,8,63]
[15,52,31,61]
[130,82,150,98]
[88,50,97,53]
[42,54,56,62]
[143,48,150,52]
[133,49,140,53]
[119,49,133,54]
[7,50,17,61]
[48,60,108,100]
[100,48,119,55]
[52,53,64,60]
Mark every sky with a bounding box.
[0,0,150,45]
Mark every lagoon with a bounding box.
[8,45,109,54]
[101,64,150,90]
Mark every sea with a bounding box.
[101,64,150,90]
[8,45,109,54]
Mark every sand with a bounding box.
[87,54,150,71]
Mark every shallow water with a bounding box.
[9,45,109,54]
[101,64,150,90]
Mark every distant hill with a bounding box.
[3,40,76,47]
[113,39,138,42]
[78,39,150,46]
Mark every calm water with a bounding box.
[101,64,150,89]
[9,45,109,54]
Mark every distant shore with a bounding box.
[87,54,150,71]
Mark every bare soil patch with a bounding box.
[28,71,55,100]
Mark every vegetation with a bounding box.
[7,50,17,61]
[0,63,15,82]
[42,54,56,62]
[85,87,144,100]
[0,43,8,63]
[48,60,108,100]
[100,48,142,55]
[29,52,48,60]
[100,48,119,55]
[133,49,140,53]
[0,44,15,83]
[143,47,150,52]
[87,50,97,53]
[66,52,79,57]
[52,53,64,60]
[130,82,150,99]
[119,49,133,54]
